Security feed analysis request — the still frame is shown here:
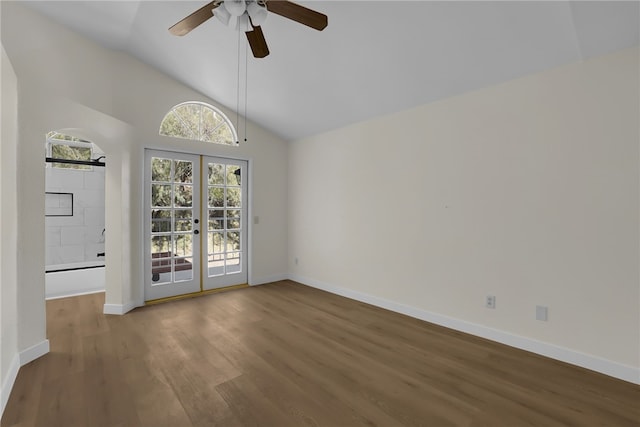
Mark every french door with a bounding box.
[144,150,248,301]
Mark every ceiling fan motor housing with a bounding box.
[170,0,328,58]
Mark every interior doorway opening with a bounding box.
[44,130,107,299]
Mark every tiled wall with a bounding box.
[45,165,105,267]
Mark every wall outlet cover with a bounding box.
[536,305,548,321]
[486,295,496,309]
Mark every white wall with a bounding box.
[289,47,640,382]
[0,0,288,364]
[1,42,19,413]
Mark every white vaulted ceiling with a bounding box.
[21,1,640,141]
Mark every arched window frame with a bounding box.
[46,131,94,171]
[159,101,238,146]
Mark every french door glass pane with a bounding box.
[174,209,193,231]
[208,254,224,276]
[209,210,224,229]
[152,158,171,182]
[174,184,193,207]
[152,184,171,207]
[226,217,240,230]
[208,163,224,185]
[173,234,193,257]
[227,165,241,186]
[151,235,171,255]
[151,209,171,232]
[226,232,240,251]
[208,232,224,254]
[149,155,196,289]
[174,161,193,183]
[174,257,193,282]
[209,187,224,207]
[205,160,244,280]
[226,188,241,207]
[151,255,172,284]
[226,252,241,274]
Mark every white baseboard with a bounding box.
[103,300,137,315]
[251,273,289,286]
[1,339,50,418]
[19,340,50,366]
[289,274,640,385]
[1,354,19,418]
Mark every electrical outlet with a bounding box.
[536,305,548,321]
[485,295,496,309]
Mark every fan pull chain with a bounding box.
[244,34,248,142]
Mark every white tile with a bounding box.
[74,189,105,209]
[85,243,106,261]
[61,226,86,246]
[45,167,53,187]
[59,245,84,264]
[46,168,65,189]
[87,225,106,243]
[85,226,105,244]
[46,247,64,266]
[84,207,105,226]
[47,212,84,227]
[95,226,106,243]
[46,227,61,247]
[84,170,105,190]
[49,168,85,190]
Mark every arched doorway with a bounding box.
[44,130,106,299]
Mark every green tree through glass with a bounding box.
[159,102,237,145]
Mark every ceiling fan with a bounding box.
[169,0,328,58]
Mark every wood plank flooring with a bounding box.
[2,280,639,426]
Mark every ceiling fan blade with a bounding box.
[266,0,328,31]
[169,1,221,36]
[246,25,270,58]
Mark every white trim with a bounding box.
[247,158,254,292]
[103,301,137,315]
[289,274,640,385]
[2,341,51,417]
[1,354,19,417]
[19,340,50,366]
[46,289,105,301]
[250,274,289,286]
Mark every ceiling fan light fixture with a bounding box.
[224,0,247,17]
[215,4,233,26]
[246,1,268,26]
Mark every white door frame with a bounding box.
[143,148,252,302]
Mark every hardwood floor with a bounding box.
[2,280,639,426]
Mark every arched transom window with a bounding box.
[159,102,237,146]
